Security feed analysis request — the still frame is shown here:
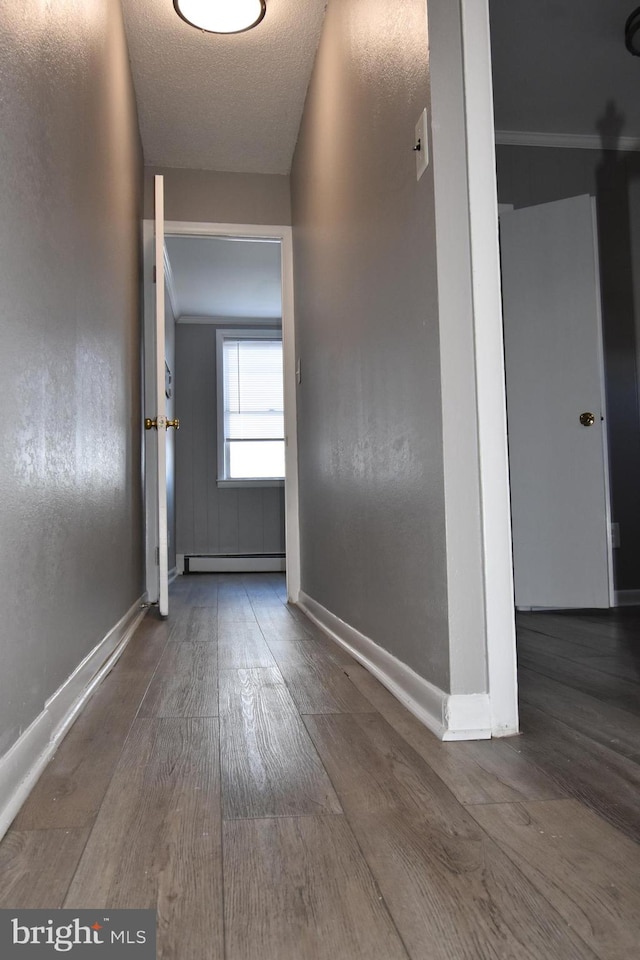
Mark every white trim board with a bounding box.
[186,555,286,573]
[495,130,640,152]
[297,592,491,741]
[459,0,519,736]
[0,596,147,842]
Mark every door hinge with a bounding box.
[155,546,160,565]
[152,265,157,284]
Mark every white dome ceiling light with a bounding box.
[174,0,266,34]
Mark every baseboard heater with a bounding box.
[181,554,286,573]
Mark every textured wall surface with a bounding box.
[144,167,291,225]
[175,324,285,559]
[0,0,143,757]
[496,144,640,591]
[290,0,451,688]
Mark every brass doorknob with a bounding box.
[166,419,180,430]
[579,412,595,427]
[144,418,157,430]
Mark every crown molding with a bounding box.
[495,129,640,152]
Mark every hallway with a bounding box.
[0,574,638,959]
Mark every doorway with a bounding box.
[142,217,300,611]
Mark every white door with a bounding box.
[500,195,613,609]
[143,175,170,617]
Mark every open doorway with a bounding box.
[484,0,640,788]
[143,218,300,610]
[165,234,286,578]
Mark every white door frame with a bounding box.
[459,0,519,735]
[142,219,300,604]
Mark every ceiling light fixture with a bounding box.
[625,6,640,56]
[174,0,266,34]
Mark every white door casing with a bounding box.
[500,195,614,609]
[142,218,300,605]
[142,175,170,617]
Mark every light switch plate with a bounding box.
[415,108,429,181]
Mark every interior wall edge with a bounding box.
[297,591,492,741]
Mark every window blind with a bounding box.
[222,338,285,479]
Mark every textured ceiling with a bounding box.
[165,236,282,319]
[490,0,640,139]
[121,0,327,174]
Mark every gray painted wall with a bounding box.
[144,167,291,225]
[175,324,285,558]
[290,0,452,689]
[496,144,640,591]
[0,1,143,756]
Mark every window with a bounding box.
[216,329,285,484]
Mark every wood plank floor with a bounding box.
[0,575,639,959]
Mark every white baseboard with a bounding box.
[614,589,640,607]
[297,592,491,741]
[0,594,147,842]
[186,555,286,573]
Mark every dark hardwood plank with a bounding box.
[267,640,375,714]
[111,615,170,679]
[503,703,640,841]
[517,612,637,652]
[14,674,147,830]
[519,666,640,762]
[304,712,598,960]
[65,718,223,960]
[265,572,288,601]
[517,646,640,716]
[138,642,218,718]
[302,631,359,665]
[0,828,90,908]
[518,629,640,682]
[219,668,341,819]
[584,654,640,683]
[218,592,257,623]
[343,661,564,804]
[251,603,313,641]
[241,573,283,603]
[168,606,217,643]
[470,798,640,960]
[183,575,219,608]
[223,816,410,960]
[518,627,605,663]
[218,620,276,670]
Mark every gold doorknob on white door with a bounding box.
[166,419,180,430]
[579,412,595,427]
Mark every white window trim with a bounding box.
[215,326,284,488]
